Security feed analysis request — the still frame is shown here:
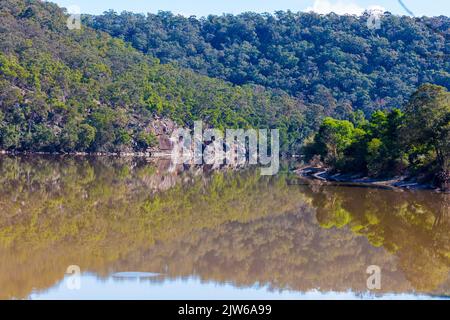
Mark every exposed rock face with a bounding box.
[158,136,173,151]
[147,118,251,172]
[149,117,178,153]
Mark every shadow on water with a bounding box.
[0,155,448,299]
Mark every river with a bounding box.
[0,156,448,300]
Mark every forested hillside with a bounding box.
[87,10,450,114]
[1,0,449,155]
[0,0,309,153]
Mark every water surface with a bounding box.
[0,156,448,299]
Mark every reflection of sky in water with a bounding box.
[29,274,444,300]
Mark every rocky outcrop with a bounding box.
[148,117,178,152]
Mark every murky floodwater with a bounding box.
[0,156,449,300]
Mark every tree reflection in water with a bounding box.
[0,156,448,299]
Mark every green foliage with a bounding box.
[88,10,450,114]
[0,53,29,83]
[1,1,448,158]
[402,84,450,187]
[77,124,96,151]
[32,124,56,152]
[366,138,384,176]
[312,117,356,168]
[59,122,79,152]
[305,85,449,186]
[0,125,20,149]
[0,0,311,154]
[403,84,450,168]
[136,131,158,150]
[0,0,449,156]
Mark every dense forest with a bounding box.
[0,0,309,153]
[87,10,449,114]
[304,84,449,189]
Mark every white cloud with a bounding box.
[304,0,386,16]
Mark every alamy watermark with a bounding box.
[169,121,280,175]
[66,265,81,290]
[366,9,383,30]
[366,265,381,290]
[67,5,81,30]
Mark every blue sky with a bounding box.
[50,0,449,17]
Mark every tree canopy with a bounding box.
[304,84,450,188]
[0,0,310,153]
[87,10,450,115]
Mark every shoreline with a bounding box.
[1,151,448,193]
[0,150,173,158]
[295,166,448,193]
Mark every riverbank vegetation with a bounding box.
[303,84,450,189]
